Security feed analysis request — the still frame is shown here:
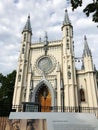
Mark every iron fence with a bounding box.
[12,105,98,113]
[0,103,98,117]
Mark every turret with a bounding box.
[61,9,73,55]
[21,15,32,60]
[83,36,92,57]
[22,15,32,34]
[62,9,71,26]
[61,9,77,107]
[82,36,98,107]
[12,15,32,108]
[82,36,93,71]
[44,32,49,55]
[22,15,32,44]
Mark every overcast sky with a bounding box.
[0,0,98,75]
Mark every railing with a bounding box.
[0,103,98,117]
[12,105,98,117]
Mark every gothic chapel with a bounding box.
[12,10,98,113]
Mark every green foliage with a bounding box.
[0,70,16,116]
[69,0,98,23]
[71,0,82,10]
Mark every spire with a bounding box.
[83,35,92,57]
[39,37,41,43]
[63,9,71,25]
[22,15,32,34]
[44,31,49,55]
[44,31,48,45]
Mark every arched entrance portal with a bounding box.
[35,83,51,112]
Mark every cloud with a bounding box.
[0,0,98,75]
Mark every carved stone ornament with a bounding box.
[35,55,56,74]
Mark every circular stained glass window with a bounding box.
[38,57,53,73]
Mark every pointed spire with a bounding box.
[44,31,49,55]
[63,9,71,25]
[44,31,48,45]
[83,35,92,57]
[39,37,41,43]
[22,15,32,34]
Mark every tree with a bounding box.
[69,0,98,23]
[0,70,16,116]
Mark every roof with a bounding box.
[22,15,32,34]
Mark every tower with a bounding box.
[13,15,32,107]
[81,36,98,107]
[61,10,77,107]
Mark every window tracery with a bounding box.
[80,88,85,102]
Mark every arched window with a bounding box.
[68,71,71,79]
[68,65,70,69]
[80,88,85,102]
[19,69,22,72]
[18,74,21,82]
[24,33,26,41]
[67,43,69,49]
[22,48,24,54]
[66,39,69,49]
[66,28,68,36]
[67,39,69,42]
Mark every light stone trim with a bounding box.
[34,55,57,75]
[32,78,55,106]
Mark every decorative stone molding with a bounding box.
[34,55,56,75]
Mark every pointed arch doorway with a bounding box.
[35,83,51,112]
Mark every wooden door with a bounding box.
[37,84,51,112]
